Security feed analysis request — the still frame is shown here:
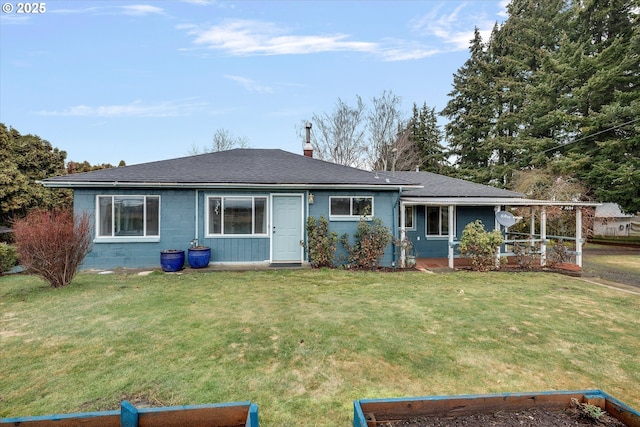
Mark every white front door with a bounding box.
[272,195,303,263]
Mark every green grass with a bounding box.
[1,269,639,426]
[590,236,640,245]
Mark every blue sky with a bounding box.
[1,0,509,166]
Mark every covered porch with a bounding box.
[399,198,598,270]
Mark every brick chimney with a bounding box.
[303,122,313,157]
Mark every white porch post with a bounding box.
[530,207,535,251]
[400,201,406,268]
[494,205,501,268]
[540,207,547,266]
[576,207,583,268]
[448,204,455,268]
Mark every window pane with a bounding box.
[441,207,449,235]
[254,197,267,234]
[224,198,252,234]
[330,197,351,216]
[114,197,144,236]
[426,206,440,235]
[404,206,414,229]
[209,197,222,234]
[352,197,372,216]
[98,196,112,237]
[146,197,160,236]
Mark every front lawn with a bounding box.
[1,270,639,426]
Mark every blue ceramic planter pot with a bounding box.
[188,247,211,269]
[160,250,185,272]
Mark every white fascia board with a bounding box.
[400,197,600,207]
[39,181,422,191]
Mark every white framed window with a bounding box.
[404,205,415,230]
[96,195,160,241]
[206,196,268,236]
[329,196,373,219]
[426,206,455,236]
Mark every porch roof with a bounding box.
[400,197,600,207]
[391,172,598,207]
[388,171,524,198]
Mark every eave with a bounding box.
[400,197,600,207]
[39,180,422,191]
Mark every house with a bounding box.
[41,146,594,270]
[593,203,639,237]
[41,148,419,270]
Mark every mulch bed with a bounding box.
[379,406,627,426]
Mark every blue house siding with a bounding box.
[74,184,504,269]
[196,190,273,263]
[77,187,404,269]
[307,190,399,267]
[75,188,195,269]
[407,205,498,258]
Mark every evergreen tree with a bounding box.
[408,102,446,173]
[552,0,640,212]
[486,0,567,187]
[441,0,639,212]
[441,27,494,183]
[0,123,71,226]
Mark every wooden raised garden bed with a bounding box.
[353,390,640,427]
[0,400,258,427]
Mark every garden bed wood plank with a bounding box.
[0,401,258,427]
[354,390,640,427]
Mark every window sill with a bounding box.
[329,216,373,222]
[205,234,269,238]
[94,236,160,243]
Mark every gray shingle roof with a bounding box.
[386,171,524,198]
[42,149,416,187]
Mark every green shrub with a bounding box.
[340,217,392,269]
[0,242,18,274]
[302,216,338,268]
[458,220,504,271]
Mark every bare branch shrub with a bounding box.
[13,209,92,288]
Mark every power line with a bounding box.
[542,116,640,154]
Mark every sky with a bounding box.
[1,0,509,166]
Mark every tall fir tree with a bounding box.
[552,0,640,212]
[441,27,494,183]
[409,102,446,173]
[441,0,639,212]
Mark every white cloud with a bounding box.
[181,0,217,4]
[0,14,32,24]
[498,0,511,18]
[180,18,443,62]
[182,19,377,56]
[121,5,166,16]
[37,99,207,117]
[410,3,498,51]
[49,4,165,16]
[224,75,273,94]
